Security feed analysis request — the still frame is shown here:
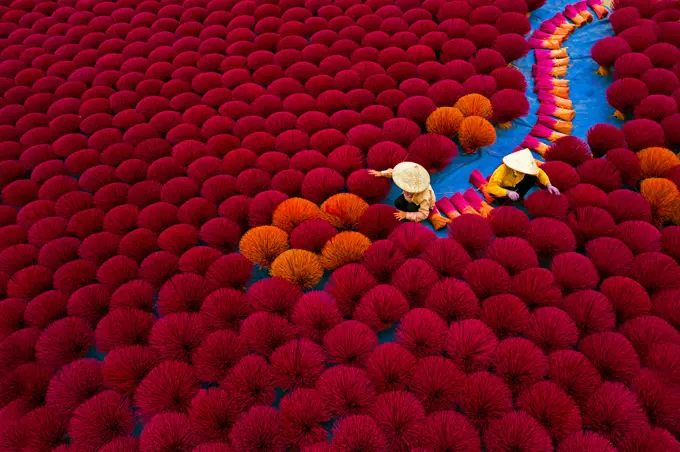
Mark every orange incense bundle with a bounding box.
[435,197,461,220]
[587,0,608,19]
[469,169,495,204]
[538,114,573,134]
[575,1,594,22]
[522,135,551,156]
[563,4,586,26]
[464,189,494,218]
[450,193,481,216]
[428,206,451,230]
[537,91,573,109]
[531,123,567,142]
[537,102,575,121]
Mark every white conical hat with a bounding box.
[392,161,430,193]
[503,148,539,176]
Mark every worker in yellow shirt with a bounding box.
[486,149,561,201]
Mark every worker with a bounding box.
[369,161,436,222]
[486,148,561,201]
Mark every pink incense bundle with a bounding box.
[464,189,494,218]
[539,21,570,36]
[537,102,575,121]
[531,123,567,142]
[469,169,495,203]
[534,74,569,87]
[550,13,576,31]
[528,37,561,50]
[538,114,573,134]
[435,197,461,220]
[450,193,481,216]
[537,91,573,109]
[563,5,586,26]
[587,0,608,19]
[535,83,570,98]
[537,57,570,68]
[534,48,569,60]
[533,30,567,43]
[575,1,594,22]
[522,136,551,156]
[532,65,568,78]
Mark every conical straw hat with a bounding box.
[392,161,430,193]
[503,149,539,176]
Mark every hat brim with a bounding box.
[503,149,540,176]
[392,162,431,193]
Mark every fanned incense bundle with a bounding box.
[531,124,567,142]
[454,94,494,120]
[537,103,575,121]
[436,197,462,220]
[538,115,573,134]
[538,92,574,109]
[426,107,465,136]
[458,116,497,154]
[451,193,481,215]
[469,169,496,204]
[587,0,608,19]
[522,136,551,156]
[464,189,494,218]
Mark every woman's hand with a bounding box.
[546,184,560,195]
[507,191,520,201]
[368,169,382,177]
[393,211,407,221]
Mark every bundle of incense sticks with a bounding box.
[531,123,567,142]
[464,189,494,218]
[450,193,481,216]
[435,197,461,220]
[469,169,495,204]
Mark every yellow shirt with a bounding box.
[486,164,551,197]
[381,168,436,222]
